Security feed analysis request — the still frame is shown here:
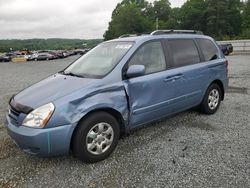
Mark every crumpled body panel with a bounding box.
[47,83,129,129]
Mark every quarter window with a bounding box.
[128,41,166,74]
[167,39,200,67]
[197,39,219,61]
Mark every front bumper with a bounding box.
[5,115,75,157]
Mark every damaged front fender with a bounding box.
[47,83,129,131]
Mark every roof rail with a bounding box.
[151,30,203,35]
[119,34,138,38]
[119,33,150,38]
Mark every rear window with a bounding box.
[197,39,219,61]
[167,39,200,67]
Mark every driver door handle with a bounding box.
[164,74,183,82]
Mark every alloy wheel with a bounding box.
[86,122,114,155]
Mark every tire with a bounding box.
[34,59,37,61]
[46,58,49,61]
[200,83,222,114]
[72,112,120,163]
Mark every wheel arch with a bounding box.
[210,79,225,100]
[70,108,127,150]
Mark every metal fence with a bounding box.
[217,40,250,52]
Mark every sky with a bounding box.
[0,0,186,39]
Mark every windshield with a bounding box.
[64,41,133,78]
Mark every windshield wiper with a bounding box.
[61,71,84,78]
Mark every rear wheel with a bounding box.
[72,112,120,163]
[200,83,222,114]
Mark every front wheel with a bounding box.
[200,83,222,114]
[72,112,120,163]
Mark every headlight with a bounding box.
[22,103,55,128]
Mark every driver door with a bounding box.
[124,40,178,127]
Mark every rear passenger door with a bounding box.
[164,38,209,112]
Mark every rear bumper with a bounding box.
[5,115,74,157]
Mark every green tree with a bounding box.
[103,0,151,40]
[226,0,242,37]
[205,0,242,39]
[179,0,207,32]
[166,7,181,29]
[146,0,172,29]
[242,0,250,38]
[242,0,250,29]
[0,39,102,52]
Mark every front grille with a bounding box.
[10,107,20,116]
[8,106,20,126]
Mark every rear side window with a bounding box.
[167,39,200,67]
[197,39,219,61]
[128,41,166,74]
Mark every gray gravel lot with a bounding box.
[0,55,250,187]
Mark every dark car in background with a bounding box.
[0,55,11,62]
[219,43,233,55]
[51,51,64,59]
[73,49,89,55]
[5,52,22,59]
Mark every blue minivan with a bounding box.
[6,30,228,162]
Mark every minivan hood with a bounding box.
[14,73,96,108]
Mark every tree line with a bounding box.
[0,39,102,52]
[104,0,250,40]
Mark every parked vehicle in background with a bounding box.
[2,49,81,62]
[54,51,65,58]
[47,51,60,59]
[33,53,55,61]
[0,55,11,62]
[24,54,33,60]
[5,52,22,59]
[6,30,228,163]
[219,43,233,55]
[73,49,89,55]
[3,52,25,62]
[62,50,73,58]
[38,50,65,59]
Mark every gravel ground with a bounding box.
[0,55,249,187]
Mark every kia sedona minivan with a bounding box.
[6,30,228,163]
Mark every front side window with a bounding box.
[197,39,219,61]
[128,41,166,74]
[167,39,200,67]
[64,42,133,78]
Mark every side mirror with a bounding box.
[126,65,145,78]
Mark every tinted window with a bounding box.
[128,41,166,74]
[168,39,200,67]
[197,39,219,61]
